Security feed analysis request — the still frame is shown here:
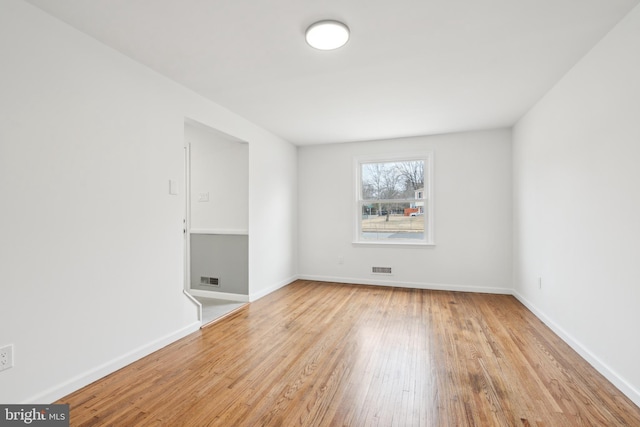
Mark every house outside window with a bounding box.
[412,189,424,214]
[354,153,433,245]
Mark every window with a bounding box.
[355,153,433,245]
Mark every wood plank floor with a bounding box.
[57,280,640,426]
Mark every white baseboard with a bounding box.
[297,274,512,295]
[189,288,250,302]
[190,229,248,236]
[512,291,640,408]
[249,275,298,302]
[25,321,201,404]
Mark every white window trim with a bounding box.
[353,152,434,246]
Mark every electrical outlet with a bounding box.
[0,344,13,372]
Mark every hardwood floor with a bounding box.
[58,280,640,426]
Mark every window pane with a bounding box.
[360,202,425,241]
[361,160,424,200]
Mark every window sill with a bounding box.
[352,240,435,247]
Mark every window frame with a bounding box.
[353,152,434,246]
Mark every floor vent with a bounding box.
[200,276,220,287]
[372,266,393,275]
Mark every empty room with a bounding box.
[1,0,640,425]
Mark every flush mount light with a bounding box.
[305,20,350,50]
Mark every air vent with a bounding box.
[200,276,220,287]
[371,266,393,275]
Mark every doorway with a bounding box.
[183,119,249,325]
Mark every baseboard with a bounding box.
[189,288,250,302]
[512,291,640,408]
[249,275,298,302]
[297,274,512,295]
[190,228,248,236]
[25,321,201,404]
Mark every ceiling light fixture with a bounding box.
[305,20,350,50]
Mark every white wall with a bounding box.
[248,135,298,300]
[186,123,248,233]
[298,130,512,292]
[0,0,296,403]
[513,4,640,406]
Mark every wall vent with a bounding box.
[200,276,220,287]
[371,266,393,275]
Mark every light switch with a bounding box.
[198,192,209,202]
[169,180,179,195]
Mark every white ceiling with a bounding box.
[25,0,640,145]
